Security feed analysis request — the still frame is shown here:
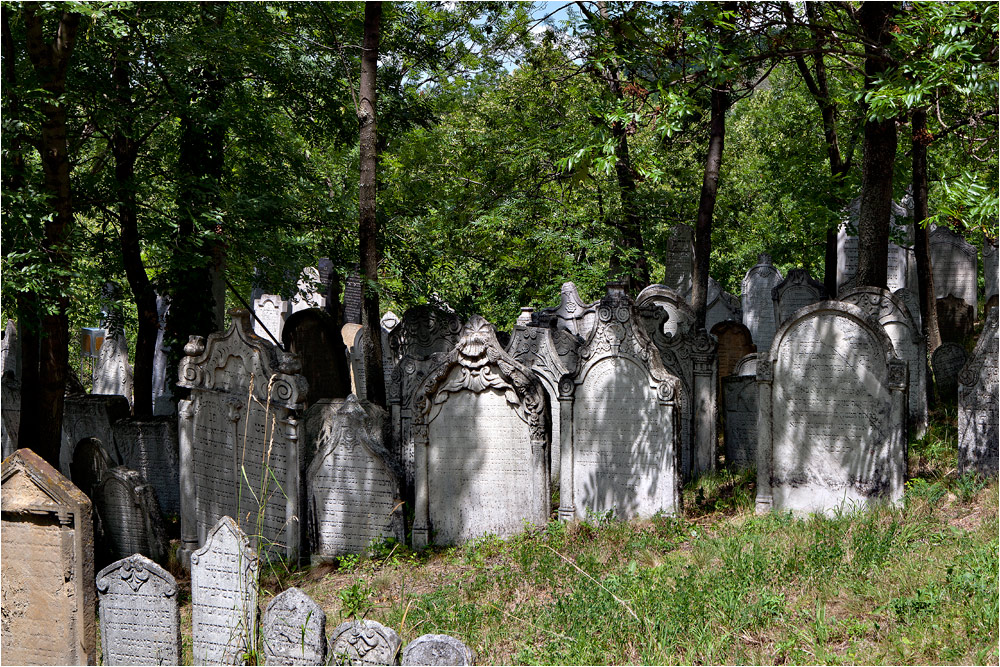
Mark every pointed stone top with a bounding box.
[2,448,91,512]
[96,553,177,597]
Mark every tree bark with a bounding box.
[691,86,727,329]
[911,108,941,359]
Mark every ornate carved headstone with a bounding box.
[1,449,96,665]
[705,277,743,332]
[930,225,978,314]
[756,302,908,515]
[402,635,475,666]
[722,372,757,470]
[635,284,696,337]
[113,417,180,516]
[59,394,130,478]
[191,516,259,666]
[985,236,998,305]
[95,467,169,563]
[893,287,922,332]
[663,223,695,298]
[411,315,550,546]
[710,321,756,380]
[328,619,402,666]
[262,587,326,666]
[1,374,20,459]
[772,268,826,328]
[253,293,290,343]
[533,282,599,341]
[837,197,915,294]
[733,353,757,377]
[931,342,968,401]
[96,554,180,666]
[936,294,975,343]
[291,266,327,313]
[958,309,999,476]
[741,254,783,354]
[306,396,404,558]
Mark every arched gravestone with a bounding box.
[329,620,402,666]
[837,197,916,294]
[635,284,697,337]
[840,287,929,438]
[1,449,96,666]
[985,236,998,305]
[177,311,309,564]
[958,309,999,476]
[733,353,758,377]
[931,342,968,400]
[95,467,169,564]
[411,315,550,547]
[507,320,582,486]
[741,254,783,354]
[533,282,599,341]
[112,417,180,516]
[59,394,130,478]
[756,302,908,516]
[560,284,682,521]
[705,277,743,332]
[710,320,756,381]
[283,308,351,408]
[306,395,404,558]
[96,554,180,666]
[929,225,978,314]
[772,268,826,328]
[387,304,463,490]
[262,587,326,666]
[663,223,695,298]
[402,635,475,666]
[253,293,290,343]
[936,294,975,343]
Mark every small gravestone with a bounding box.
[96,554,180,666]
[283,308,352,408]
[741,254,783,354]
[1,374,20,458]
[635,284,697,336]
[95,467,169,563]
[329,620,402,666]
[722,373,757,470]
[985,236,998,305]
[711,320,756,380]
[262,587,327,666]
[958,309,999,476]
[772,268,826,327]
[402,635,475,666]
[291,266,327,313]
[113,417,180,516]
[1,449,96,665]
[930,225,978,314]
[253,293,290,342]
[93,333,134,404]
[663,223,695,298]
[191,516,259,665]
[931,342,968,400]
[705,278,742,332]
[937,294,975,343]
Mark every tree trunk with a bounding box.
[911,108,941,359]
[691,87,727,329]
[359,0,386,408]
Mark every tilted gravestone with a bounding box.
[756,302,908,515]
[741,254,783,354]
[711,320,756,381]
[262,587,327,666]
[985,236,998,305]
[96,554,180,666]
[936,294,975,343]
[705,277,743,332]
[253,293,290,343]
[958,309,999,476]
[283,308,351,409]
[177,311,309,564]
[59,393,130,478]
[112,417,180,516]
[663,223,695,298]
[723,371,757,471]
[306,395,404,558]
[402,635,475,666]
[191,516,259,666]
[931,342,968,401]
[635,284,696,337]
[929,225,978,314]
[837,197,915,294]
[560,284,682,521]
[329,619,402,666]
[533,282,599,341]
[772,268,826,328]
[1,373,20,459]
[95,467,170,564]
[93,334,134,404]
[411,315,550,547]
[1,449,96,665]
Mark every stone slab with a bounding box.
[930,225,978,313]
[402,635,474,666]
[958,309,999,476]
[937,294,975,343]
[328,620,401,666]
[113,417,180,516]
[741,254,783,354]
[262,587,327,665]
[722,374,757,470]
[663,223,694,298]
[95,466,170,564]
[931,342,968,401]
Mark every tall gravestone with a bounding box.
[957,309,999,476]
[178,311,308,563]
[1,449,96,665]
[710,320,756,381]
[772,268,826,328]
[283,309,352,409]
[93,334,134,404]
[560,285,682,520]
[1,319,19,378]
[756,302,908,515]
[380,312,399,395]
[253,293,290,343]
[929,225,978,314]
[837,197,915,294]
[59,394,130,478]
[306,396,404,558]
[96,554,181,666]
[113,417,180,515]
[95,467,169,563]
[705,277,743,332]
[262,587,326,665]
[722,370,757,471]
[342,269,363,325]
[328,620,401,666]
[931,342,968,401]
[741,254,783,354]
[635,284,697,337]
[152,293,175,416]
[1,373,20,458]
[411,315,550,547]
[936,294,975,343]
[985,236,998,305]
[663,224,695,298]
[534,282,599,341]
[402,635,475,666]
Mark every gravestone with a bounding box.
[306,396,404,558]
[635,284,697,337]
[178,311,308,563]
[957,309,999,476]
[253,293,290,343]
[380,312,399,394]
[402,635,475,666]
[69,437,116,503]
[93,333,134,405]
[516,307,534,325]
[840,287,929,438]
[985,236,998,305]
[705,277,743,332]
[343,323,364,395]
[741,254,783,354]
[663,223,695,298]
[561,285,682,520]
[733,353,757,377]
[349,326,368,399]
[987,294,999,319]
[411,315,550,546]
[283,309,352,408]
[1,374,20,458]
[152,293,175,416]
[931,342,968,401]
[710,320,756,380]
[95,467,169,563]
[929,225,978,313]
[1,449,96,665]
[722,373,757,470]
[291,266,327,313]
[533,281,599,341]
[756,302,907,515]
[96,554,180,666]
[262,587,326,666]
[936,294,975,343]
[59,394,130,478]
[893,287,922,332]
[837,197,915,294]
[112,417,180,515]
[342,269,363,325]
[2,319,19,379]
[328,619,402,666]
[191,516,259,665]
[772,268,826,327]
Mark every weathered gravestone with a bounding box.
[178,311,308,563]
[1,373,20,459]
[96,554,180,666]
[756,302,908,515]
[937,294,975,343]
[663,223,695,298]
[329,620,402,666]
[560,284,682,520]
[957,309,999,476]
[985,236,998,305]
[931,342,968,401]
[69,437,116,502]
[741,254,783,354]
[343,323,364,395]
[772,268,826,328]
[929,225,978,314]
[533,282,599,341]
[516,307,534,325]
[402,635,475,666]
[411,315,550,546]
[840,287,929,438]
[733,353,757,377]
[59,393,130,478]
[283,308,351,409]
[191,516,259,665]
[349,326,369,399]
[253,293,290,343]
[2,318,19,378]
[987,294,999,319]
[152,293,175,416]
[262,587,327,666]
[342,269,364,325]
[837,197,916,294]
[635,284,697,337]
[113,417,180,516]
[306,395,404,559]
[893,287,922,332]
[711,320,756,381]
[1,449,96,665]
[291,266,327,313]
[723,372,757,471]
[380,312,399,394]
[95,467,169,564]
[705,277,743,332]
[93,334,134,404]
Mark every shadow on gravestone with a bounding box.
[936,295,975,343]
[329,620,402,666]
[95,467,170,565]
[741,254,783,354]
[402,635,475,666]
[931,342,968,402]
[262,587,326,665]
[957,309,999,477]
[283,308,352,408]
[112,417,180,516]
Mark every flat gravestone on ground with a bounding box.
[756,302,908,515]
[1,373,20,458]
[663,223,695,298]
[635,284,697,337]
[329,619,402,666]
[262,587,326,666]
[95,467,169,563]
[306,396,404,558]
[930,225,978,314]
[931,342,968,401]
[113,417,180,516]
[96,554,180,666]
[533,282,599,341]
[741,254,783,354]
[705,277,743,332]
[59,394,130,477]
[402,635,475,666]
[837,197,915,294]
[711,320,756,381]
[411,315,550,547]
[723,373,757,470]
[772,268,826,328]
[191,516,259,666]
[561,285,682,520]
[253,294,290,343]
[985,236,998,305]
[937,294,975,343]
[958,309,999,476]
[1,449,96,665]
[93,333,134,405]
[283,308,351,408]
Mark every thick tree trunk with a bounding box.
[691,87,727,329]
[359,0,386,408]
[911,108,941,358]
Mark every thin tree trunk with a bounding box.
[691,87,727,329]
[911,108,941,360]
